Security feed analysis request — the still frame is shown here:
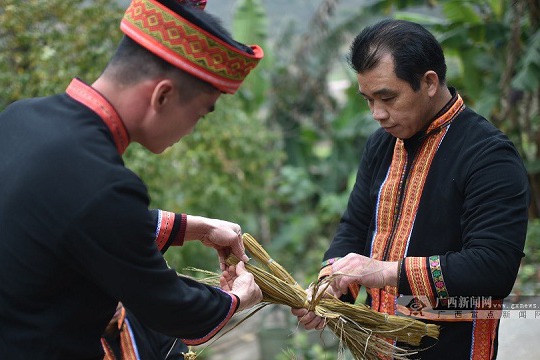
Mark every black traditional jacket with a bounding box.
[322,90,530,359]
[0,79,237,360]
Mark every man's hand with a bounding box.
[291,307,326,330]
[185,215,249,270]
[290,283,337,330]
[330,253,398,297]
[220,262,262,312]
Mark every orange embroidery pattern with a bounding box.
[121,0,262,93]
[66,79,129,154]
[156,210,175,251]
[470,318,499,359]
[370,95,465,314]
[405,257,436,306]
[119,319,138,360]
[371,140,407,261]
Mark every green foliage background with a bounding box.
[1,0,539,293]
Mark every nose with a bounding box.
[371,101,388,122]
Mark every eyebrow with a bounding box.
[358,88,397,98]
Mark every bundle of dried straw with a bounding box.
[193,233,439,359]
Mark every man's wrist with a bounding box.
[387,260,400,288]
[184,215,208,241]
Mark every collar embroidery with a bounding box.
[426,90,464,134]
[370,91,465,315]
[66,78,130,155]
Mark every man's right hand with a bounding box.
[290,284,337,330]
[291,307,326,330]
[219,262,262,312]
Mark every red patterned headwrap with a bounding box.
[120,0,263,94]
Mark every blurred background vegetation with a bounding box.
[1,0,539,298]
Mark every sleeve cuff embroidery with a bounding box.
[429,255,449,306]
[181,289,238,346]
[318,257,341,281]
[155,210,175,251]
[154,211,186,252]
[404,256,436,306]
[348,283,360,299]
[318,265,333,281]
[321,257,341,269]
[173,213,187,247]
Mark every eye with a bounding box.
[381,96,395,103]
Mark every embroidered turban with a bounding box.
[120,0,264,94]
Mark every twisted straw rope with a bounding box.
[232,233,439,360]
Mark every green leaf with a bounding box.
[458,48,484,95]
[232,0,271,111]
[486,0,506,20]
[442,0,483,24]
[512,30,540,91]
[393,11,447,26]
[232,0,268,45]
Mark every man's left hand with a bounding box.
[330,254,398,297]
[185,215,249,270]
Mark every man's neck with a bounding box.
[431,85,453,119]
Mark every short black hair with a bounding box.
[104,36,179,85]
[348,19,447,91]
[103,36,216,100]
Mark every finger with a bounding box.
[299,312,323,330]
[315,317,326,330]
[330,283,343,299]
[306,317,325,331]
[235,261,246,275]
[332,259,345,273]
[337,277,350,296]
[330,279,340,295]
[230,240,249,263]
[217,249,229,271]
[291,308,308,317]
[219,275,229,290]
[232,226,248,262]
[298,310,315,324]
[236,228,246,255]
[221,267,233,281]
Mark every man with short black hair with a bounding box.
[293,19,529,359]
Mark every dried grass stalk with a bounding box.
[232,233,439,360]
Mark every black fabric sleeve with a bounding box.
[396,136,529,302]
[397,259,411,295]
[61,179,237,343]
[440,137,529,298]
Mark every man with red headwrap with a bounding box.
[0,1,264,359]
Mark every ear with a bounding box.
[423,70,439,97]
[149,79,176,112]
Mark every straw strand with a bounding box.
[189,233,440,359]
